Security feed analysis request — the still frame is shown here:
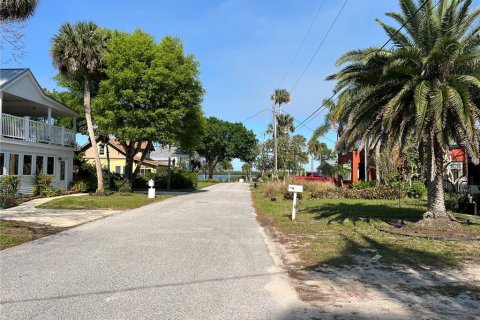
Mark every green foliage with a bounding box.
[95,30,204,148]
[352,180,377,189]
[407,181,427,199]
[34,174,54,197]
[309,185,401,200]
[196,117,257,176]
[329,0,480,214]
[0,176,21,208]
[114,179,132,193]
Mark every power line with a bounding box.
[242,108,270,123]
[294,0,441,131]
[289,0,349,92]
[278,0,327,88]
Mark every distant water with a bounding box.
[198,174,243,182]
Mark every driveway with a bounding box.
[0,183,311,319]
[0,194,123,227]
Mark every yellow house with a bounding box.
[78,139,168,175]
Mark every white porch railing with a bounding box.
[1,113,76,147]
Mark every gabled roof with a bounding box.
[0,68,79,117]
[0,68,29,87]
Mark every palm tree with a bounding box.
[277,114,295,135]
[329,0,480,222]
[51,22,109,194]
[307,137,322,175]
[0,0,38,22]
[271,89,291,116]
[270,89,291,174]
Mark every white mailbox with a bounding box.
[148,179,155,188]
[288,184,303,221]
[288,185,303,193]
[147,179,155,199]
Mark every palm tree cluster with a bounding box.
[328,0,480,221]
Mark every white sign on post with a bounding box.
[288,185,303,221]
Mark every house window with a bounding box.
[450,162,463,180]
[140,168,152,175]
[60,161,66,181]
[0,153,4,175]
[36,156,44,174]
[9,153,19,175]
[23,155,32,176]
[99,144,105,156]
[47,156,55,175]
[115,166,122,174]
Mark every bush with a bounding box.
[406,181,427,199]
[201,178,221,183]
[34,174,55,197]
[352,180,376,189]
[0,176,21,208]
[115,179,132,193]
[310,185,401,200]
[69,180,90,193]
[171,171,198,189]
[134,170,198,190]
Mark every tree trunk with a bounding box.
[208,165,214,179]
[84,77,104,194]
[132,141,152,188]
[106,143,111,189]
[425,133,448,219]
[310,154,314,174]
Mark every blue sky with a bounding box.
[3,0,479,170]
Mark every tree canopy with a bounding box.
[196,117,257,178]
[328,0,480,221]
[94,30,205,185]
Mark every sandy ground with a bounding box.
[261,225,480,320]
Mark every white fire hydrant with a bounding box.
[148,179,155,199]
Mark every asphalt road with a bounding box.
[0,183,309,320]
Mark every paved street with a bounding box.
[0,183,309,320]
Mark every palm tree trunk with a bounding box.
[425,133,448,219]
[84,77,104,194]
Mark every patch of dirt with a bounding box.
[0,220,69,250]
[379,222,480,241]
[256,215,480,319]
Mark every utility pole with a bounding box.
[273,103,278,174]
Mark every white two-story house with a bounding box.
[0,69,78,193]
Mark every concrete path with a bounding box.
[0,183,311,319]
[0,194,123,227]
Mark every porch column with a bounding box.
[47,107,52,144]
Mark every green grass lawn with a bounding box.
[252,189,480,268]
[37,193,170,210]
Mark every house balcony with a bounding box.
[1,113,76,147]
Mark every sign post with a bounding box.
[288,185,303,221]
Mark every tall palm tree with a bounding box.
[307,137,322,174]
[329,0,480,222]
[51,22,109,194]
[271,89,291,116]
[277,114,295,135]
[0,0,38,22]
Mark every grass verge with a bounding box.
[0,220,68,250]
[252,189,480,268]
[37,193,170,210]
